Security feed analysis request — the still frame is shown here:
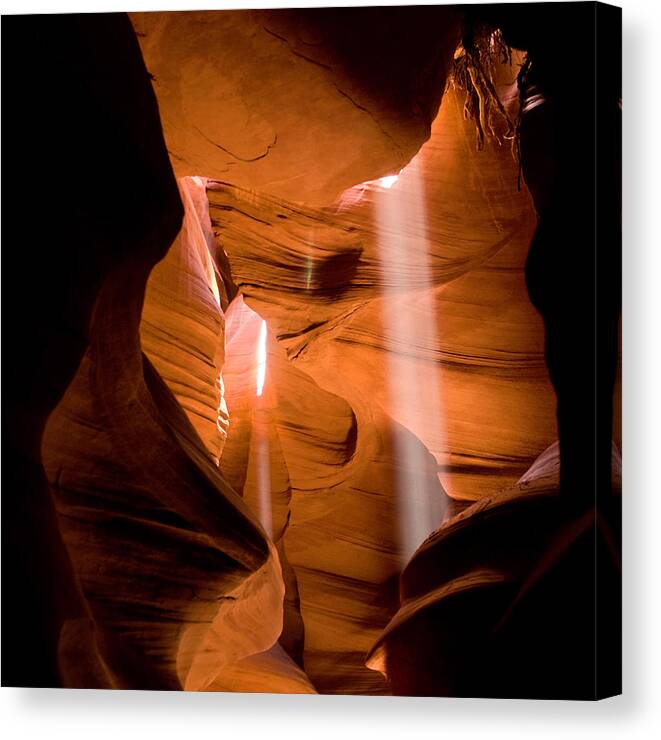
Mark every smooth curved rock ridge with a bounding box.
[201,61,559,689]
[130,7,461,205]
[516,439,622,491]
[301,226,556,502]
[217,297,312,688]
[141,176,229,463]
[42,198,284,691]
[181,540,284,690]
[284,401,447,694]
[203,643,317,694]
[366,441,622,698]
[206,76,534,354]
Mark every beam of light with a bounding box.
[377,174,399,189]
[333,170,402,213]
[305,254,313,290]
[256,319,267,396]
[225,298,274,537]
[254,317,272,536]
[372,156,447,567]
[254,426,273,538]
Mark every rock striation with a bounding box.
[141,176,230,463]
[3,9,620,697]
[4,14,286,692]
[2,13,186,688]
[201,70,571,694]
[208,77,556,505]
[41,205,284,689]
[366,442,622,698]
[218,296,448,693]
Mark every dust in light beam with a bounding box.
[256,319,267,397]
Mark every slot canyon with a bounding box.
[2,5,621,699]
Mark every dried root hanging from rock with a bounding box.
[449,27,518,153]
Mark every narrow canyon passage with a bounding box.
[118,70,569,692]
[2,7,621,699]
[199,81,553,693]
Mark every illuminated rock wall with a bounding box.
[208,80,556,506]
[218,297,446,693]
[41,172,286,690]
[4,10,620,696]
[204,74,565,695]
[141,176,229,464]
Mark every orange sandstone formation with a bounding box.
[130,7,462,205]
[2,8,620,698]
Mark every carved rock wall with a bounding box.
[40,168,286,690]
[130,7,462,205]
[366,443,622,698]
[2,13,187,688]
[208,78,556,505]
[3,10,621,697]
[219,297,447,693]
[141,176,229,463]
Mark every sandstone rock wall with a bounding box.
[141,176,229,463]
[366,443,622,698]
[2,13,187,688]
[218,297,448,693]
[4,10,620,696]
[208,79,556,506]
[130,7,461,205]
[42,230,284,690]
[202,68,570,694]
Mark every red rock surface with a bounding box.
[3,9,620,697]
[41,201,284,689]
[218,296,445,693]
[366,443,622,698]
[208,77,556,506]
[130,7,461,205]
[141,176,230,463]
[201,74,559,693]
[2,13,187,688]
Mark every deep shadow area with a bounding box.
[1,12,183,687]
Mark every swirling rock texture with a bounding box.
[366,443,622,699]
[3,12,282,691]
[202,72,553,694]
[41,161,291,690]
[2,13,186,688]
[218,296,445,694]
[140,176,230,464]
[40,101,284,694]
[3,8,620,698]
[207,71,554,506]
[206,45,621,696]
